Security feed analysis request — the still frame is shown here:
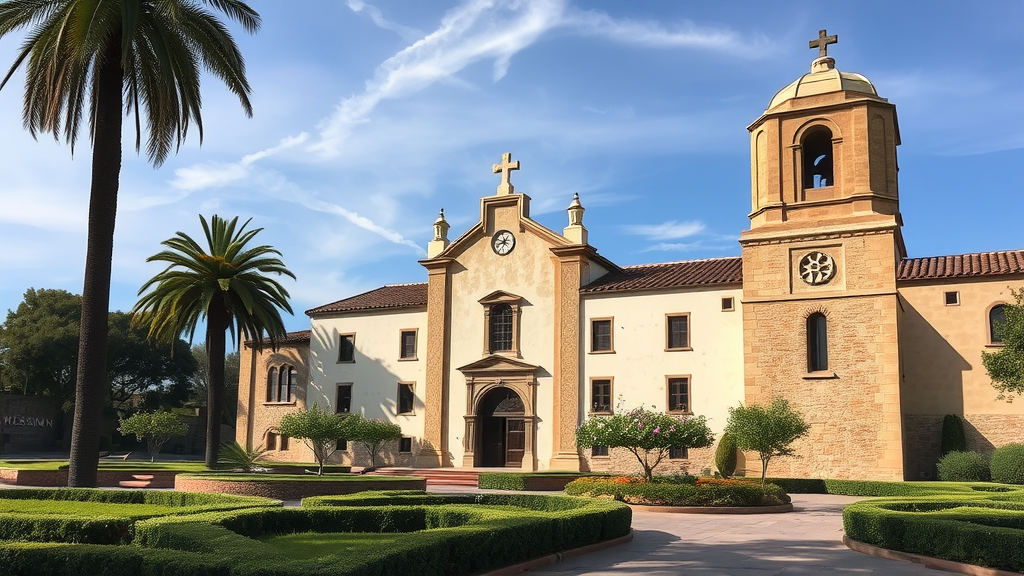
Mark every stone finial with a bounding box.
[492,152,520,195]
[427,208,450,258]
[563,192,588,245]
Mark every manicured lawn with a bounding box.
[0,500,177,517]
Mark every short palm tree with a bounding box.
[0,0,260,487]
[133,215,294,467]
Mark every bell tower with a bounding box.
[739,31,906,480]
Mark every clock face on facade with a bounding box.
[799,251,836,285]
[491,230,516,255]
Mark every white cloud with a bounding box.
[169,133,309,191]
[346,0,424,41]
[624,220,706,240]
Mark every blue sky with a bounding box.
[1,1,1022,336]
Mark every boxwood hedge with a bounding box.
[564,477,790,506]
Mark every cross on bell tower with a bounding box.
[492,152,520,195]
[809,29,837,59]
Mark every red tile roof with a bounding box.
[305,283,428,316]
[898,250,1024,281]
[581,257,743,294]
[244,329,310,347]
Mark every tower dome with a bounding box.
[766,56,879,111]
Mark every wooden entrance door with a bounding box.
[505,418,525,467]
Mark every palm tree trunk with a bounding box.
[68,36,123,488]
[205,297,229,468]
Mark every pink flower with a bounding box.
[653,427,661,434]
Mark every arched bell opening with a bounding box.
[802,126,834,189]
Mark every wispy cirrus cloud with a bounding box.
[346,0,424,41]
[624,220,706,240]
[169,133,309,192]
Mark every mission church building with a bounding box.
[237,32,1024,481]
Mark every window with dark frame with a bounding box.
[668,377,689,413]
[807,312,828,372]
[667,315,689,349]
[669,446,688,459]
[398,383,414,414]
[265,432,277,451]
[399,437,413,453]
[591,379,612,413]
[591,319,612,352]
[990,304,1007,344]
[490,304,514,352]
[336,384,352,414]
[339,334,356,362]
[400,330,417,359]
[591,445,609,457]
[945,291,960,306]
[336,439,348,451]
[266,367,277,402]
[279,435,289,450]
[722,297,735,311]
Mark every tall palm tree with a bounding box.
[133,214,294,467]
[0,0,260,486]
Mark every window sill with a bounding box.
[667,410,693,416]
[985,343,1005,348]
[397,357,419,362]
[665,347,693,352]
[397,412,416,417]
[588,349,615,355]
[802,371,838,380]
[589,411,613,416]
[590,455,610,460]
[263,401,297,406]
[337,360,355,364]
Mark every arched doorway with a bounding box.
[477,387,525,467]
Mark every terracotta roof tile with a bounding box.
[581,257,743,294]
[305,283,428,316]
[898,250,1024,281]
[244,329,310,347]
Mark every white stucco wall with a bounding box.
[581,286,745,436]
[307,308,428,444]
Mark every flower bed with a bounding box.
[564,476,790,507]
[175,473,425,499]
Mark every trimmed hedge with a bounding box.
[844,494,1024,572]
[939,414,968,456]
[761,478,1024,497]
[991,444,1024,485]
[937,451,990,482]
[714,433,738,477]
[477,472,607,491]
[0,490,632,576]
[564,477,790,507]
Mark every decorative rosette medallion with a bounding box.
[799,251,836,285]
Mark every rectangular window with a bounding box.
[399,329,418,359]
[399,437,413,453]
[944,291,960,306]
[398,383,415,414]
[279,435,289,451]
[591,378,612,413]
[336,384,353,414]
[591,445,609,457]
[722,297,735,311]
[339,333,356,362]
[591,318,613,352]
[666,314,690,350]
[669,446,688,459]
[667,377,690,413]
[336,439,348,451]
[265,432,277,451]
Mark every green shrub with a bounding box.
[564,477,789,507]
[940,414,968,456]
[991,444,1024,485]
[478,473,525,490]
[937,451,991,482]
[714,433,738,477]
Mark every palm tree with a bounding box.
[0,1,260,486]
[132,214,294,467]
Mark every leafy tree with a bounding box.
[106,312,196,410]
[0,0,260,487]
[724,398,810,489]
[576,406,715,482]
[0,289,81,408]
[189,345,241,424]
[133,215,295,468]
[714,432,739,478]
[117,411,189,462]
[983,288,1024,401]
[278,404,355,475]
[348,416,403,468]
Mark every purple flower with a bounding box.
[653,427,661,434]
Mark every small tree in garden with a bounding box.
[940,414,968,456]
[278,404,354,475]
[118,411,189,462]
[725,398,810,489]
[576,406,714,482]
[714,432,739,478]
[982,288,1024,401]
[348,416,403,468]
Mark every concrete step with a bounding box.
[131,474,155,480]
[118,480,152,488]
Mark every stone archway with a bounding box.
[457,355,539,470]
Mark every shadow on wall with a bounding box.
[898,296,971,480]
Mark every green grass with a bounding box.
[259,532,406,561]
[0,500,177,518]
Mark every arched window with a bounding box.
[490,304,513,352]
[266,367,277,402]
[803,127,834,189]
[286,367,297,401]
[990,304,1007,344]
[807,313,828,372]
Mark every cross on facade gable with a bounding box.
[492,152,520,195]
[809,29,837,58]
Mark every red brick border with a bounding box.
[174,476,426,499]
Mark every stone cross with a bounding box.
[492,152,520,195]
[809,29,837,58]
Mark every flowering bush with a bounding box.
[564,475,789,507]
[576,406,714,481]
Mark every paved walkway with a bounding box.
[521,494,943,575]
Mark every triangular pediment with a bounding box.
[478,290,522,305]
[457,354,540,375]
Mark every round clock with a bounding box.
[799,251,836,285]
[491,230,516,255]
